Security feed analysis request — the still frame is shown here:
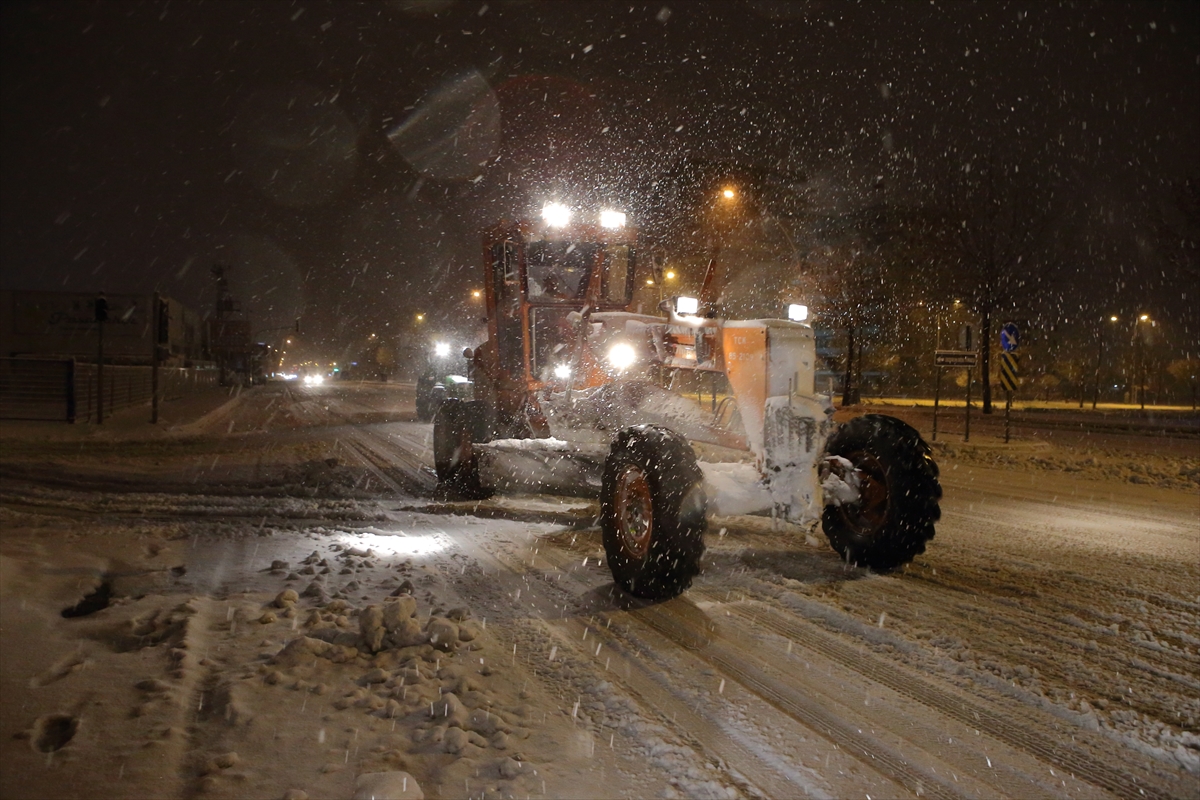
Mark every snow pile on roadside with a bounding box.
[933,442,1200,492]
[1,515,700,800]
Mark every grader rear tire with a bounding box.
[822,414,941,571]
[601,425,707,599]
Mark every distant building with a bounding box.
[0,290,210,366]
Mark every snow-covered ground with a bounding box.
[1,381,1196,799]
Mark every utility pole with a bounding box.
[152,293,166,423]
[212,265,230,386]
[95,292,108,424]
[1133,314,1152,410]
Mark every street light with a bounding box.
[1133,313,1153,409]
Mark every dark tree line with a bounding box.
[639,154,1194,408]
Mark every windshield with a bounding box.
[524,241,599,302]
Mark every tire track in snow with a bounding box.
[441,529,808,800]
[900,559,1200,685]
[852,546,1200,730]
[710,596,1182,800]
[519,536,989,799]
[337,429,435,496]
[618,599,970,800]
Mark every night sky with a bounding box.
[2,0,1197,355]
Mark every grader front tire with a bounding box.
[822,414,941,571]
[601,426,707,599]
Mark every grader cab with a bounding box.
[434,206,941,599]
[465,209,639,439]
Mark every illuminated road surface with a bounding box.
[1,381,1195,799]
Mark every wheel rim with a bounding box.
[836,451,890,537]
[614,464,653,559]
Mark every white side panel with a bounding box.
[766,324,816,398]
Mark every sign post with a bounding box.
[151,292,161,424]
[1004,387,1011,442]
[1000,351,1020,443]
[95,293,108,424]
[965,367,972,442]
[932,366,942,441]
[935,349,978,442]
[999,323,1020,443]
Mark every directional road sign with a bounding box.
[935,350,978,368]
[1000,351,1019,391]
[1000,322,1020,353]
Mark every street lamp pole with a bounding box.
[1133,314,1151,409]
[1093,315,1117,409]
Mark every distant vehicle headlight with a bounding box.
[553,363,572,379]
[606,343,636,371]
[304,374,325,386]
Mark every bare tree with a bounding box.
[947,153,1054,413]
[1156,176,1200,341]
[1158,176,1200,282]
[811,217,890,406]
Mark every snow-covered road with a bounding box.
[1,382,1196,799]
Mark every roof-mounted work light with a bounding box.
[787,303,809,322]
[675,296,700,316]
[599,209,626,229]
[542,202,571,227]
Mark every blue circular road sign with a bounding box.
[1000,322,1020,352]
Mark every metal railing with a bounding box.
[0,358,219,422]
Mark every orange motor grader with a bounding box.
[434,206,941,599]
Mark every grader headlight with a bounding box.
[606,342,637,372]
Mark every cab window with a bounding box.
[601,245,634,304]
[525,241,598,301]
